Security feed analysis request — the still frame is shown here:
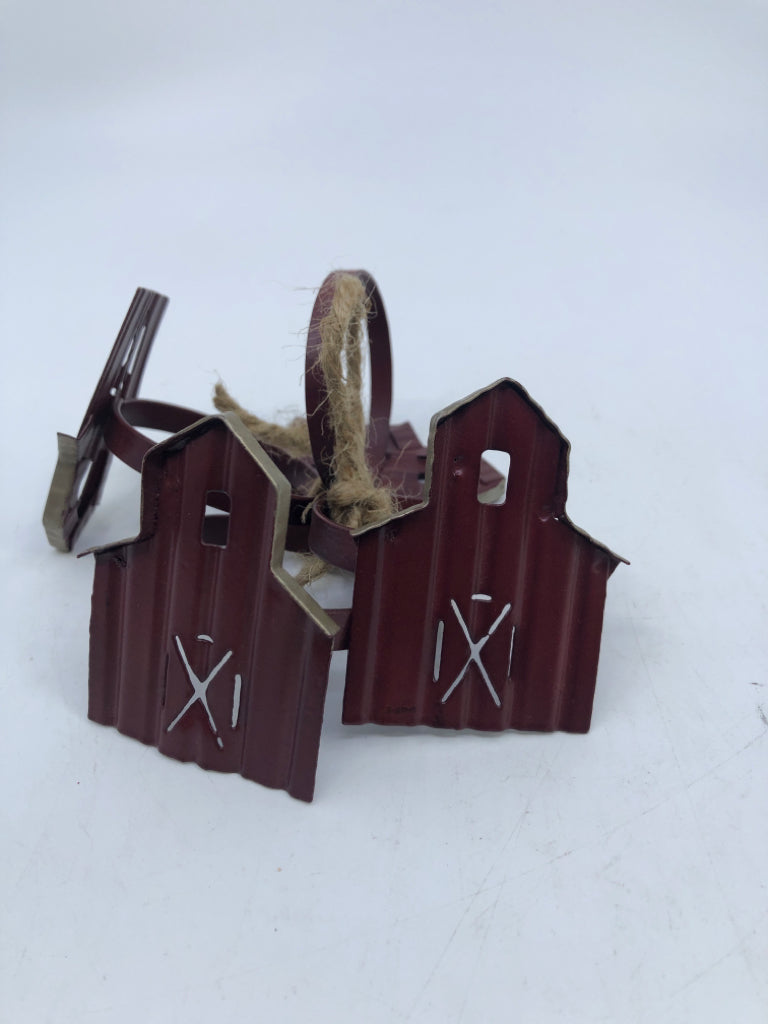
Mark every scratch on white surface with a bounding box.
[630,609,763,997]
[456,882,506,1024]
[630,611,688,788]
[673,950,739,999]
[408,903,472,1018]
[11,945,29,981]
[407,739,566,1019]
[684,723,768,791]
[582,713,768,853]
[667,919,767,1002]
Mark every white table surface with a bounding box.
[1,2,766,1021]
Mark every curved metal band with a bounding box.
[105,398,206,470]
[106,398,316,548]
[304,270,393,489]
[307,497,358,573]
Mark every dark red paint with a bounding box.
[46,273,626,801]
[343,379,626,732]
[88,415,337,801]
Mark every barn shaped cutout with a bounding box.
[344,379,626,733]
[88,414,338,801]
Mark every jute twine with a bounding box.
[214,274,395,584]
[212,383,311,460]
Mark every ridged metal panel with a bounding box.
[343,379,624,733]
[88,415,337,801]
[43,288,167,551]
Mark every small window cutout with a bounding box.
[478,450,510,505]
[201,490,231,547]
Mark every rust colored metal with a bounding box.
[43,289,168,551]
[45,273,626,801]
[305,269,393,482]
[342,379,627,732]
[45,283,499,557]
[303,270,505,570]
[88,414,338,801]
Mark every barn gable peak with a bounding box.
[92,412,338,640]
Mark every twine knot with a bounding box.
[214,273,395,583]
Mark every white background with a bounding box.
[1,2,766,1021]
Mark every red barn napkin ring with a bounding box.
[43,272,626,800]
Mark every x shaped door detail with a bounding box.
[166,635,233,749]
[440,599,511,707]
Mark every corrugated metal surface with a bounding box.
[88,414,338,801]
[343,379,625,733]
[43,288,167,551]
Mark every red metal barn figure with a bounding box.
[343,379,626,733]
[87,414,338,802]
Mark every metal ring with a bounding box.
[304,270,393,489]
